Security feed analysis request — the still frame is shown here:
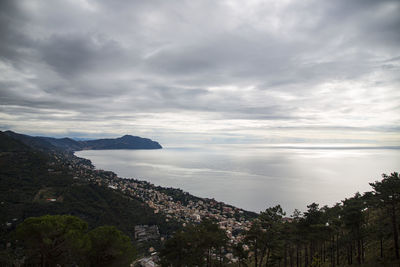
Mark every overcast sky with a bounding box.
[0,0,399,146]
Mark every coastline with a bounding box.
[73,151,258,244]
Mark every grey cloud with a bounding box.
[0,0,399,143]
[38,33,122,77]
[0,1,35,65]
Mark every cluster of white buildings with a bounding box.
[65,154,255,245]
[111,179,254,245]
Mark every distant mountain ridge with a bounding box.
[3,131,162,152]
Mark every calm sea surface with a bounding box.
[76,146,400,213]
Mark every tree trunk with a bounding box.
[219,247,222,267]
[320,243,323,266]
[305,245,308,267]
[350,243,353,265]
[284,243,287,267]
[391,204,399,259]
[347,244,350,265]
[255,238,258,267]
[258,242,268,267]
[331,235,335,267]
[206,248,210,267]
[290,245,294,267]
[265,249,271,267]
[380,237,383,259]
[299,247,303,267]
[336,234,340,266]
[361,238,365,263]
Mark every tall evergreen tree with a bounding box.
[370,172,400,260]
[87,225,136,267]
[16,215,89,266]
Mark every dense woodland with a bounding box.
[12,214,135,266]
[0,131,399,266]
[159,172,400,267]
[0,131,180,264]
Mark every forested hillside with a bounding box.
[157,173,400,266]
[3,130,162,152]
[1,131,399,266]
[0,132,178,265]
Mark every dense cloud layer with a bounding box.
[0,0,399,145]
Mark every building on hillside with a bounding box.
[134,225,160,243]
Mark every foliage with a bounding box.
[160,220,228,266]
[16,215,89,266]
[2,131,400,266]
[370,172,400,260]
[238,172,400,267]
[16,215,135,266]
[87,226,136,267]
[0,131,180,252]
[245,205,285,267]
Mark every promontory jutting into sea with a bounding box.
[1,0,400,265]
[76,145,400,213]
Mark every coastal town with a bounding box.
[3,132,399,266]
[63,153,254,243]
[47,151,256,265]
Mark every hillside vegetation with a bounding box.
[1,131,399,266]
[0,131,177,264]
[3,130,162,152]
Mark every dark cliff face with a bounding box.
[2,131,162,152]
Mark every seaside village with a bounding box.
[55,153,255,266]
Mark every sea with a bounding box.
[75,145,400,214]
